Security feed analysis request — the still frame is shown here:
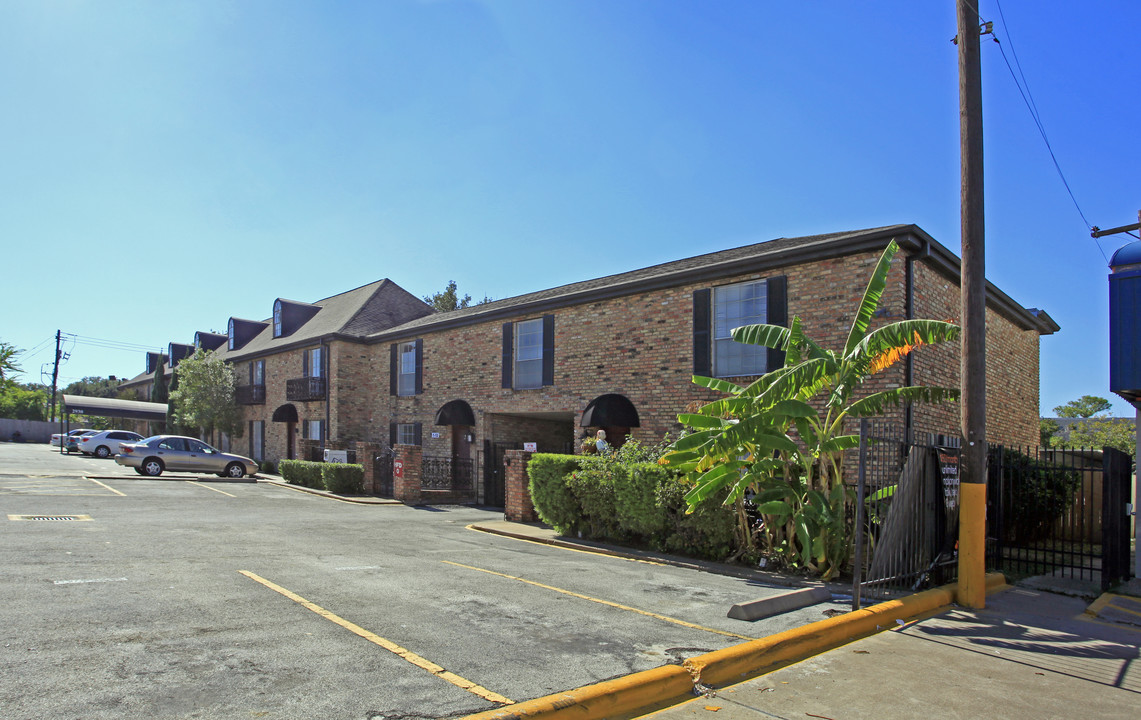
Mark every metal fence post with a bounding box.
[852,418,869,611]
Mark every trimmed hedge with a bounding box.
[279,459,324,489]
[527,454,582,534]
[279,459,365,494]
[528,453,737,561]
[322,463,364,495]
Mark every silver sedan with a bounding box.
[116,435,259,478]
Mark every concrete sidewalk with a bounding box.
[638,585,1141,720]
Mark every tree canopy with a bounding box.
[422,280,493,312]
[169,349,242,439]
[1053,395,1113,418]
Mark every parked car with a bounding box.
[51,428,95,448]
[76,430,145,458]
[65,430,100,453]
[116,435,259,478]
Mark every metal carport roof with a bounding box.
[62,395,169,422]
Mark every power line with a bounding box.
[988,0,1106,262]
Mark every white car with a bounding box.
[51,428,95,447]
[76,430,145,458]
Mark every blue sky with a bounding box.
[2,1,1138,418]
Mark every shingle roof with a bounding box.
[368,226,899,339]
[211,279,432,363]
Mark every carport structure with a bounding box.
[58,394,169,451]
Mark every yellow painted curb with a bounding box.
[461,572,1007,720]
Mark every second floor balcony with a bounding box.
[286,376,326,402]
[235,384,266,405]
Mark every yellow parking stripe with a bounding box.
[442,561,754,641]
[87,478,126,496]
[189,481,235,497]
[238,570,511,705]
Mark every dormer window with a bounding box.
[273,300,283,338]
[228,318,236,351]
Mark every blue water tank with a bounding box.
[1109,241,1141,407]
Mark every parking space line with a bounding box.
[87,478,126,496]
[442,561,754,641]
[238,570,512,706]
[188,481,236,497]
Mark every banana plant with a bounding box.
[661,240,960,578]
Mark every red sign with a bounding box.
[393,459,404,478]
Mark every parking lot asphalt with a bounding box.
[0,442,853,720]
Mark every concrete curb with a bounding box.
[461,572,1008,720]
[256,478,402,505]
[468,523,821,591]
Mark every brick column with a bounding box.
[393,444,422,506]
[354,441,381,494]
[504,449,537,523]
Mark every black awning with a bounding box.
[580,394,640,428]
[62,394,168,422]
[434,399,476,426]
[272,404,299,423]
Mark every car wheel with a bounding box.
[142,459,164,477]
[95,445,111,459]
[134,467,146,475]
[224,462,245,478]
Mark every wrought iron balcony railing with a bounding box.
[286,376,326,402]
[235,384,266,405]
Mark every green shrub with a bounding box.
[655,475,737,561]
[566,459,625,540]
[989,447,1082,543]
[527,454,582,534]
[613,462,673,538]
[322,463,364,495]
[259,460,276,475]
[279,459,324,489]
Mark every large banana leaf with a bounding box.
[846,386,960,417]
[844,239,899,356]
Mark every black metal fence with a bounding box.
[372,452,393,497]
[852,421,960,609]
[987,445,1133,591]
[422,455,476,500]
[854,421,1134,606]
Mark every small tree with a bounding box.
[1054,395,1113,418]
[169,349,243,441]
[0,341,22,389]
[423,280,493,312]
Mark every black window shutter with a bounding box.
[501,322,514,389]
[302,349,309,378]
[389,344,398,395]
[766,276,788,373]
[692,289,712,376]
[389,423,397,447]
[301,421,309,440]
[414,338,423,394]
[248,362,254,384]
[541,315,555,386]
[413,422,422,446]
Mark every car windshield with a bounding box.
[140,436,163,444]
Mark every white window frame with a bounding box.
[273,300,283,338]
[396,423,418,446]
[713,280,768,377]
[398,341,417,396]
[307,347,323,378]
[514,318,544,390]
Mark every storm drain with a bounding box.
[7,514,92,522]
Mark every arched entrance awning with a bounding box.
[434,399,476,426]
[272,404,298,423]
[580,394,640,428]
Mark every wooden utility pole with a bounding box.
[957,0,988,609]
[49,329,62,422]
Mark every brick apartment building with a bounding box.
[120,224,1058,506]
